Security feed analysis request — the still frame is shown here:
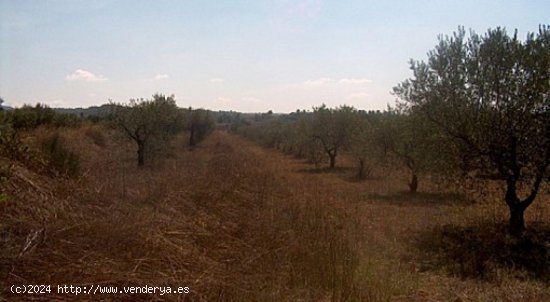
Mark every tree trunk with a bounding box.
[408,172,418,193]
[137,141,145,167]
[329,154,336,169]
[358,159,365,179]
[504,176,530,235]
[509,205,526,235]
[189,124,196,147]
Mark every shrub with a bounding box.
[41,132,80,177]
[7,103,80,130]
[0,162,12,181]
[0,124,30,162]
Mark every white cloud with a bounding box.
[66,69,107,82]
[153,74,169,80]
[209,78,225,83]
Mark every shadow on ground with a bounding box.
[365,191,470,207]
[295,166,355,174]
[415,222,550,282]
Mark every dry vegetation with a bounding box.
[1,122,549,301]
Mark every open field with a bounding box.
[1,126,549,301]
[2,2,549,301]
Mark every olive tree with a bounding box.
[187,108,214,148]
[382,107,447,193]
[349,114,381,179]
[394,26,550,233]
[111,94,183,167]
[310,105,358,169]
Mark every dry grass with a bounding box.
[1,128,366,301]
[1,126,549,301]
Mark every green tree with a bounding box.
[349,115,378,179]
[296,114,325,168]
[383,107,445,193]
[394,26,550,233]
[111,94,183,167]
[310,105,358,169]
[187,108,214,148]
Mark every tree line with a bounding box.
[110,94,215,167]
[0,94,215,171]
[235,26,550,235]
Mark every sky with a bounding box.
[0,0,548,113]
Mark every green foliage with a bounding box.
[0,193,8,203]
[380,107,453,191]
[0,123,31,162]
[0,162,13,183]
[187,108,215,147]
[213,110,241,124]
[349,113,388,179]
[394,25,550,232]
[235,106,385,171]
[308,105,360,168]
[0,160,13,203]
[54,104,114,121]
[6,103,81,130]
[41,132,80,177]
[111,94,184,166]
[229,115,250,132]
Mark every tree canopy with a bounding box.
[111,94,183,166]
[393,26,550,233]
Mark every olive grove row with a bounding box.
[235,26,550,235]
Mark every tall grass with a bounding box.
[2,129,377,301]
[2,125,547,301]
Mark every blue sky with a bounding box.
[1,0,548,112]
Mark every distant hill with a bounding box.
[54,104,114,118]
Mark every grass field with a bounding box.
[1,126,549,301]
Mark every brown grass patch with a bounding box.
[1,126,549,301]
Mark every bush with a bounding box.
[0,124,31,162]
[7,103,80,130]
[41,132,80,177]
[0,161,13,184]
[0,161,13,203]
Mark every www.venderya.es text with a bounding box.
[10,284,191,296]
